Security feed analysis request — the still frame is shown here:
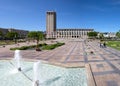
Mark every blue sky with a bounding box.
[0,0,120,32]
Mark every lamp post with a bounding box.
[14,34,17,44]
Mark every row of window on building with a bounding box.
[0,28,29,37]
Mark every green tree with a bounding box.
[5,32,19,43]
[98,33,104,39]
[116,30,120,38]
[0,31,3,39]
[87,31,98,38]
[27,31,44,51]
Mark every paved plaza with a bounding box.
[0,40,120,86]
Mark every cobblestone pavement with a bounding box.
[0,40,120,86]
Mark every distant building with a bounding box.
[0,28,29,38]
[46,11,94,39]
[103,32,116,38]
[56,29,93,38]
[0,28,9,35]
[46,11,56,38]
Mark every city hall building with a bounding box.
[46,11,94,38]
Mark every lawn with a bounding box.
[10,42,65,50]
[106,41,120,50]
[0,41,15,45]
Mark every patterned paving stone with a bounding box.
[103,55,120,60]
[67,55,84,61]
[0,40,120,86]
[96,64,104,68]
[118,62,120,65]
[87,55,104,61]
[94,70,120,86]
[90,62,114,72]
[109,61,120,70]
[106,80,118,86]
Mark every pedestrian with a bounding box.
[103,42,106,48]
[100,42,102,48]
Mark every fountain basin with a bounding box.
[0,60,95,86]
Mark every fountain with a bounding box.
[0,50,95,86]
[33,61,40,86]
[14,50,22,71]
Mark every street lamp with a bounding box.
[14,34,17,44]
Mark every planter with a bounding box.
[90,51,94,54]
[36,48,41,51]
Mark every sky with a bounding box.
[0,0,120,32]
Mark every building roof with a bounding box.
[57,28,94,31]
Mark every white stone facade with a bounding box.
[46,11,94,39]
[52,29,93,38]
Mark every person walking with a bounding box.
[103,42,106,48]
[100,42,102,48]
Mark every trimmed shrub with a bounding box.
[10,43,64,50]
[42,42,65,50]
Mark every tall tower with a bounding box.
[46,11,56,38]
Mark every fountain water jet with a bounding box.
[14,50,22,71]
[33,61,40,86]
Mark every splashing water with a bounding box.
[33,61,41,86]
[14,50,22,71]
